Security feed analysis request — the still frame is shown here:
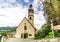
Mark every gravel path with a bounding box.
[5,38,35,42]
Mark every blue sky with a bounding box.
[0,0,46,29]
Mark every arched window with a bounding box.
[29,17,31,20]
[29,34,32,36]
[24,26,27,30]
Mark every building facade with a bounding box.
[15,4,36,39]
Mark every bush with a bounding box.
[35,24,51,39]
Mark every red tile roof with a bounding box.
[53,25,60,30]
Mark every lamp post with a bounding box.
[51,20,55,38]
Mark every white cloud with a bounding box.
[0,0,46,29]
[24,0,29,2]
[0,5,28,27]
[33,0,46,29]
[6,0,16,3]
[0,0,17,8]
[34,11,46,29]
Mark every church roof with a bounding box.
[53,25,60,30]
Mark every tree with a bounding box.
[35,24,51,39]
[43,0,60,25]
[0,32,7,36]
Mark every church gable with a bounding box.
[18,17,34,30]
[15,17,35,38]
[17,17,35,30]
[18,17,34,28]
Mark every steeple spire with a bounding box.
[28,4,34,15]
[29,4,33,8]
[28,4,34,25]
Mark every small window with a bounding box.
[29,17,31,20]
[29,34,32,36]
[24,26,27,30]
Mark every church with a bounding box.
[15,4,36,39]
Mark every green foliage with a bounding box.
[0,36,2,42]
[42,24,51,35]
[0,27,17,36]
[0,32,7,36]
[0,27,17,32]
[46,32,53,38]
[54,30,60,37]
[35,24,51,39]
[35,30,45,39]
[44,0,60,25]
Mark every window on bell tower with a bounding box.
[29,17,31,20]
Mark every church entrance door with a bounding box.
[21,33,28,39]
[24,33,28,39]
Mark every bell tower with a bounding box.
[28,4,34,25]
